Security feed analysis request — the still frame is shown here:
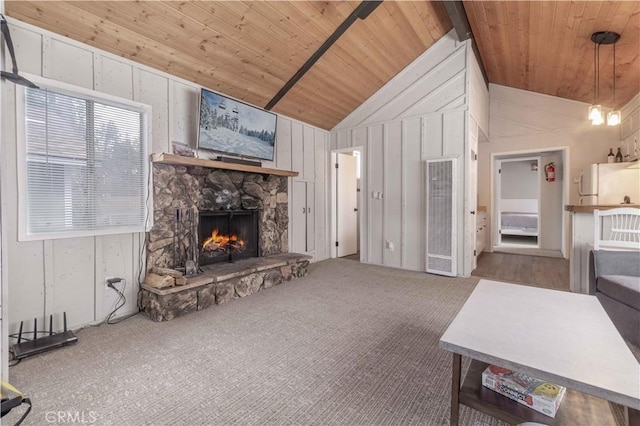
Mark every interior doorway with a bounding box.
[491,148,568,258]
[331,148,362,261]
[495,157,541,249]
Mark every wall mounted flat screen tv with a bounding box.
[197,89,277,161]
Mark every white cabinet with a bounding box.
[291,181,315,253]
[476,211,487,256]
[303,126,315,181]
[284,118,327,260]
[621,129,639,162]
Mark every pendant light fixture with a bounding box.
[607,34,622,126]
[588,33,603,124]
[589,31,620,126]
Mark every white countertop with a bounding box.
[440,279,640,409]
[565,204,640,213]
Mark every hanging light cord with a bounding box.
[612,40,616,109]
[596,40,601,104]
[593,37,598,104]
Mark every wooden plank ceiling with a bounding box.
[464,1,640,111]
[7,1,638,130]
[5,1,451,130]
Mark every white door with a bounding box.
[467,125,479,272]
[291,181,307,253]
[425,158,457,276]
[336,153,358,257]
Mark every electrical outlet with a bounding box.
[106,277,122,289]
[386,240,394,251]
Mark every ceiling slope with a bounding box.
[463,1,640,111]
[11,2,634,129]
[5,1,451,130]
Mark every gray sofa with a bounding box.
[589,250,640,346]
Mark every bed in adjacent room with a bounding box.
[499,199,538,237]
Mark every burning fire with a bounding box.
[202,229,245,252]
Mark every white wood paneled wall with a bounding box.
[478,84,621,253]
[620,93,640,161]
[331,32,477,276]
[1,18,329,334]
[468,47,489,136]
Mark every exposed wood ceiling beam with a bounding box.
[443,0,472,41]
[265,0,383,111]
[443,0,489,87]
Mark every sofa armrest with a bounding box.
[591,250,640,294]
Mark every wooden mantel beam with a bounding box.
[151,153,299,177]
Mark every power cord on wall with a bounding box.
[102,167,151,326]
[103,154,152,325]
[105,278,127,324]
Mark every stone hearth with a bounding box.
[139,253,310,321]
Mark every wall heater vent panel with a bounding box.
[425,158,457,276]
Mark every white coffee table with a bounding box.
[440,279,640,425]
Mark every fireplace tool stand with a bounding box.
[173,207,200,276]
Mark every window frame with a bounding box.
[16,73,153,241]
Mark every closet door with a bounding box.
[425,158,457,276]
[306,183,315,252]
[291,181,307,254]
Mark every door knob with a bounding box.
[354,208,358,212]
[470,211,476,215]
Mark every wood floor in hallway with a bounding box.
[472,252,570,291]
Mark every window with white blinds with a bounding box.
[18,81,150,240]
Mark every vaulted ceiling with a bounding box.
[5,1,451,130]
[463,1,640,113]
[5,1,640,130]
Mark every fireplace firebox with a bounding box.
[198,210,260,265]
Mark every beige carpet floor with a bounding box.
[4,259,628,425]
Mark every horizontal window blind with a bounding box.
[23,86,147,238]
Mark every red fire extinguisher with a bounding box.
[545,162,555,182]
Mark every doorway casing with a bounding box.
[490,146,570,258]
[330,146,364,260]
[494,156,541,249]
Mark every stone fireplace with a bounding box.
[147,164,289,270]
[140,157,309,321]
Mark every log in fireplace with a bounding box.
[198,210,260,265]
